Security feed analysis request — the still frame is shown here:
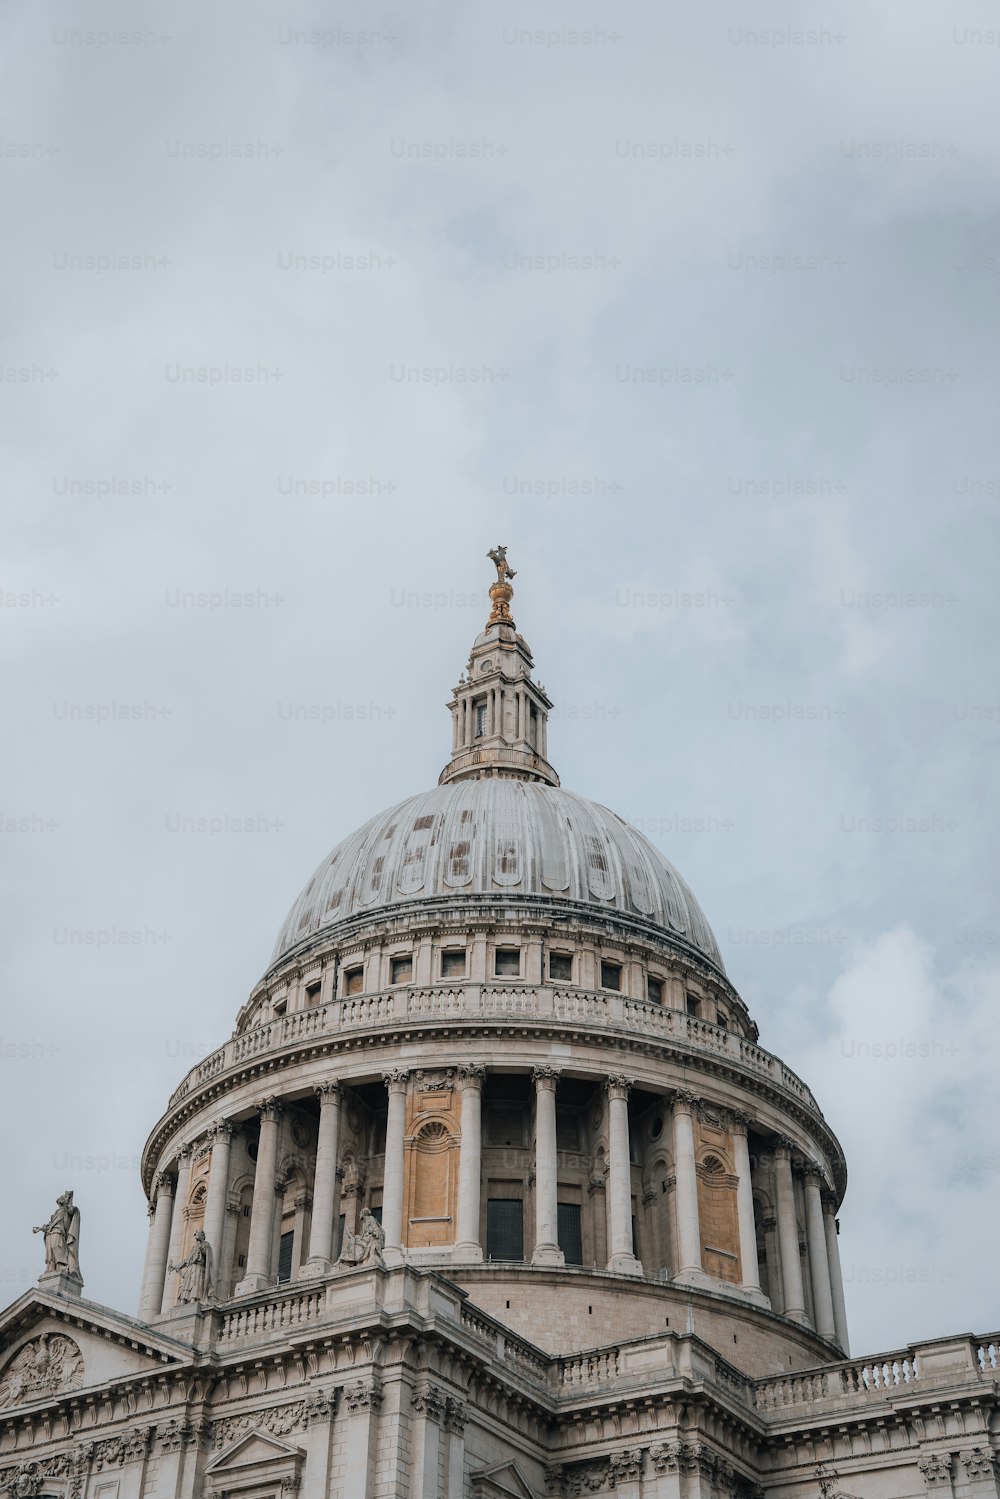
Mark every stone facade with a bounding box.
[2,560,997,1498]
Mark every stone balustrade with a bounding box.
[166,984,821,1115]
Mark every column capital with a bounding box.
[773,1135,795,1159]
[458,1062,486,1088]
[803,1163,827,1185]
[727,1108,753,1134]
[211,1119,235,1142]
[821,1189,839,1214]
[382,1068,410,1094]
[532,1065,561,1090]
[154,1171,176,1198]
[257,1097,284,1123]
[672,1088,699,1113]
[605,1074,634,1102]
[316,1080,343,1103]
[176,1143,194,1165]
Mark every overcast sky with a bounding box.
[3,0,998,1358]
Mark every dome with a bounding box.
[270,780,725,972]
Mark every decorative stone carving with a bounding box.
[411,1384,447,1422]
[122,1428,153,1463]
[344,1379,383,1414]
[0,1333,84,1408]
[919,1455,953,1487]
[304,1391,337,1426]
[33,1191,81,1279]
[316,1080,342,1102]
[458,1062,486,1087]
[605,1075,634,1102]
[258,1097,284,1123]
[0,1463,43,1498]
[413,1068,455,1091]
[649,1442,682,1474]
[168,1228,214,1302]
[532,1065,561,1087]
[563,1464,610,1496]
[444,1396,468,1434]
[962,1450,996,1481]
[382,1069,410,1092]
[210,1402,306,1447]
[608,1447,642,1483]
[157,1419,192,1452]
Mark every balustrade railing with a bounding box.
[166,984,820,1115]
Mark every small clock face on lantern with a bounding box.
[481,660,492,672]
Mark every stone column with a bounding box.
[671,1092,703,1278]
[446,1399,469,1497]
[161,1146,192,1312]
[773,1140,807,1322]
[234,1099,283,1294]
[138,1173,175,1319]
[531,1066,564,1265]
[303,1082,342,1275]
[202,1121,233,1279]
[382,1069,409,1262]
[455,1064,485,1260]
[606,1075,642,1275]
[823,1191,851,1352]
[301,1389,338,1499]
[804,1167,837,1339]
[410,1385,445,1498]
[729,1112,762,1294]
[341,1378,382,1499]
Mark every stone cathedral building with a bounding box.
[1,553,997,1499]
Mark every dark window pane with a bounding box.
[558,1202,583,1265]
[390,955,412,985]
[370,1204,382,1224]
[441,949,466,978]
[647,977,663,1005]
[601,961,622,991]
[686,994,700,1017]
[277,1231,294,1284]
[495,948,520,977]
[337,1215,345,1257]
[486,1199,523,1261]
[549,952,572,982]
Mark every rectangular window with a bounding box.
[558,1202,584,1265]
[494,948,520,978]
[336,1214,345,1257]
[486,1107,524,1147]
[717,1010,728,1030]
[486,1198,524,1261]
[600,961,622,991]
[277,1230,294,1284]
[549,952,572,982]
[475,702,488,737]
[441,949,466,979]
[344,965,364,996]
[647,976,663,1005]
[370,1204,382,1225]
[305,980,322,1005]
[390,954,413,985]
[686,994,700,1017]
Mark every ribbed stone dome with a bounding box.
[271,780,724,971]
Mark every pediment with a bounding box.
[470,1459,538,1498]
[0,1290,189,1413]
[206,1432,304,1473]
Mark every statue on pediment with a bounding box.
[33,1191,81,1278]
